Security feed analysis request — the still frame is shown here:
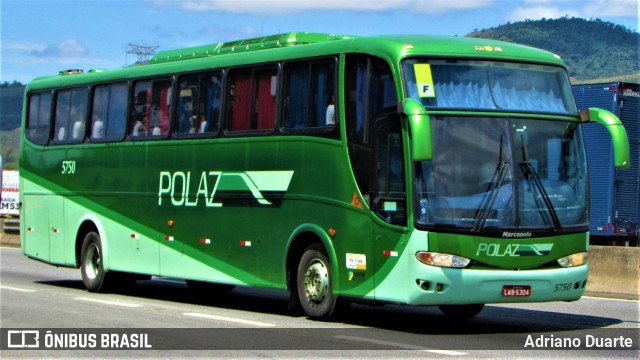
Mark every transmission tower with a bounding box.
[126,43,159,65]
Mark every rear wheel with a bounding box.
[80,231,110,292]
[438,304,485,319]
[297,244,336,318]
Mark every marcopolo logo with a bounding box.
[477,243,554,257]
[158,170,294,207]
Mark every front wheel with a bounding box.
[297,244,336,319]
[80,231,110,292]
[438,304,485,319]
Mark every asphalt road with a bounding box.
[1,246,638,359]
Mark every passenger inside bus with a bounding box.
[57,127,66,141]
[91,116,105,139]
[72,120,85,140]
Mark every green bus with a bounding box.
[20,32,629,319]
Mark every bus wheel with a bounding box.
[80,231,109,292]
[438,304,485,319]
[297,244,336,319]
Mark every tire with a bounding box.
[296,244,336,319]
[80,231,110,292]
[438,304,485,319]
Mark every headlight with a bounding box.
[416,251,470,268]
[557,252,588,267]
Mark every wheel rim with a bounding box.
[303,258,329,304]
[84,242,100,280]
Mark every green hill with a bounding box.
[467,17,640,83]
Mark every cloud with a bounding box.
[2,42,46,52]
[154,0,402,14]
[30,39,89,59]
[507,0,638,22]
[198,25,259,40]
[414,0,495,13]
[148,0,495,15]
[581,0,638,17]
[507,6,578,22]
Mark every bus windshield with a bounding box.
[403,59,577,115]
[414,116,588,233]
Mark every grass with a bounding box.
[0,128,20,170]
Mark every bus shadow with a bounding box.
[36,278,624,334]
[334,303,624,334]
[36,279,86,290]
[36,277,292,316]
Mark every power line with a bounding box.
[126,43,159,65]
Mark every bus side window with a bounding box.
[345,54,398,207]
[227,67,277,133]
[91,82,127,141]
[54,87,88,144]
[283,60,336,130]
[26,92,53,145]
[130,78,172,138]
[176,71,222,135]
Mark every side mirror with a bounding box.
[581,108,630,169]
[401,98,432,161]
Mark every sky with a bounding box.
[1,0,638,84]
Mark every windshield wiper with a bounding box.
[473,136,509,232]
[518,135,562,232]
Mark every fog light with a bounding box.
[557,252,588,268]
[416,251,470,268]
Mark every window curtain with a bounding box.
[430,65,569,113]
[231,73,252,131]
[107,84,127,139]
[490,69,568,113]
[177,82,190,134]
[432,65,494,109]
[206,77,221,132]
[315,66,329,127]
[257,72,276,129]
[93,87,110,136]
[355,61,368,143]
[285,67,308,129]
[143,86,152,130]
[159,84,170,134]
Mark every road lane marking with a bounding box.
[184,312,275,327]
[334,335,467,356]
[75,297,143,308]
[0,285,36,293]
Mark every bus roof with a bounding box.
[150,32,354,64]
[28,32,565,89]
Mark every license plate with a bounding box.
[502,285,531,297]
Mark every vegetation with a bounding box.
[468,17,640,83]
[0,128,20,170]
